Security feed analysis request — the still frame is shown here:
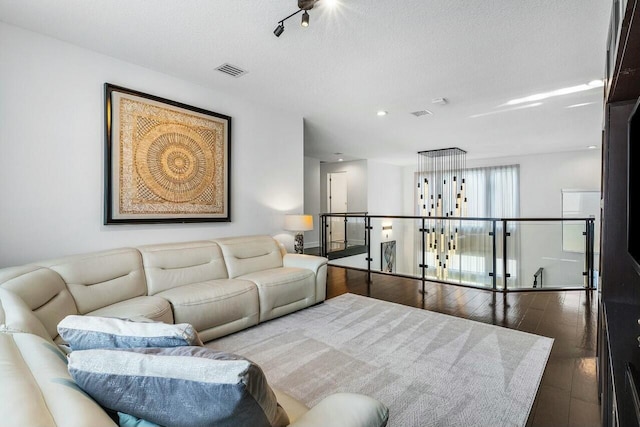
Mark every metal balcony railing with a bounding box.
[319,214,597,293]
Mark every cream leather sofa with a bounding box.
[0,235,327,343]
[0,235,389,427]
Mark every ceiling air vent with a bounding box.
[410,110,433,117]
[215,63,247,78]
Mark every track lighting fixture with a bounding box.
[274,23,285,37]
[274,0,319,37]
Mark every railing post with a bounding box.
[322,215,328,257]
[366,215,372,285]
[502,219,509,292]
[584,219,588,288]
[364,217,367,247]
[590,219,595,289]
[320,215,324,257]
[344,216,348,248]
[492,220,497,290]
[421,217,426,295]
[584,218,595,289]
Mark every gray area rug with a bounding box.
[207,293,553,427]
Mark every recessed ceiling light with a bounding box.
[338,158,344,162]
[587,145,598,149]
[324,0,339,8]
[377,110,388,116]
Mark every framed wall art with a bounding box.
[381,240,396,273]
[104,83,231,224]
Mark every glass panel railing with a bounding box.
[421,218,495,289]
[324,214,368,265]
[370,217,419,277]
[320,214,596,292]
[504,220,591,290]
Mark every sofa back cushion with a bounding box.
[215,236,283,279]
[0,288,53,343]
[40,248,146,314]
[0,265,78,339]
[138,241,228,295]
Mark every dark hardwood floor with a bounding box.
[326,266,599,427]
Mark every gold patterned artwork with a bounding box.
[105,84,231,223]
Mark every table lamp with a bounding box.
[284,214,314,254]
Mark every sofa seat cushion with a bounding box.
[0,333,116,427]
[87,295,174,324]
[239,267,315,322]
[68,347,289,427]
[157,279,259,342]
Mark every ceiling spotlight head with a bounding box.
[274,23,285,37]
[301,11,310,27]
[298,0,318,10]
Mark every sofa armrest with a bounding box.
[283,254,328,303]
[283,254,327,274]
[288,393,389,427]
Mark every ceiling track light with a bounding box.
[274,0,319,37]
[273,23,285,37]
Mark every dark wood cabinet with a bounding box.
[599,2,640,426]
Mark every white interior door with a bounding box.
[328,172,348,245]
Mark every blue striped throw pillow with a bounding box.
[57,315,202,351]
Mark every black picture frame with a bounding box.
[104,83,231,224]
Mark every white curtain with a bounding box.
[464,165,520,286]
[465,165,520,218]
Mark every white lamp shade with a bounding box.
[284,214,314,232]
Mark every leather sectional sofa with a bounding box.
[0,235,389,427]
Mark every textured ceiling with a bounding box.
[0,0,611,164]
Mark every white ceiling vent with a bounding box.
[215,63,247,78]
[410,110,433,117]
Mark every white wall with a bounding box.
[465,150,601,217]
[303,156,320,247]
[327,160,409,274]
[0,23,304,267]
[468,150,601,287]
[367,161,404,216]
[320,160,368,213]
[367,161,407,273]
